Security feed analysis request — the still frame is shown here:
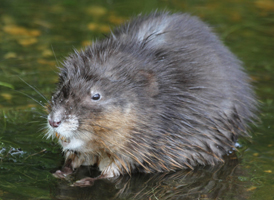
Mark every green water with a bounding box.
[0,0,274,199]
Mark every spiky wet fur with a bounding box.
[47,12,257,177]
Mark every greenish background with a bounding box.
[0,0,274,199]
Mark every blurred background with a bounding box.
[0,0,273,199]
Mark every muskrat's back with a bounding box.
[47,12,257,178]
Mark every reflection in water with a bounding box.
[52,154,251,200]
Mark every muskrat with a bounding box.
[46,12,257,183]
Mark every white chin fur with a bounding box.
[55,115,79,138]
[46,114,79,139]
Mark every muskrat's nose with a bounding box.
[49,119,61,128]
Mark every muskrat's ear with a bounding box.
[134,70,159,97]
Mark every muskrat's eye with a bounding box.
[91,93,101,101]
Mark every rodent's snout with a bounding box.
[48,119,61,128]
[48,108,65,128]
[48,107,66,128]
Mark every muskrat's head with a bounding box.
[46,44,159,156]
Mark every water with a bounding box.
[0,0,274,199]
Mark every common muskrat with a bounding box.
[46,12,257,182]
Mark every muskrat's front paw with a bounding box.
[53,170,67,179]
[71,177,96,187]
[52,166,74,179]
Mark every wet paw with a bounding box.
[53,170,67,179]
[52,166,73,179]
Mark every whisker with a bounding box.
[17,76,48,102]
[39,115,48,119]
[14,89,44,107]
[51,45,61,68]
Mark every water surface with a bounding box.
[0,0,274,199]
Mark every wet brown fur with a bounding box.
[48,12,257,176]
